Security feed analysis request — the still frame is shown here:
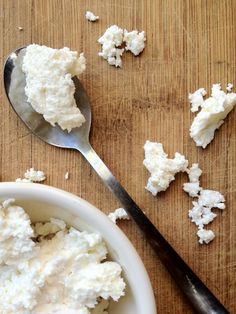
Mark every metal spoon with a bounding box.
[4,47,229,314]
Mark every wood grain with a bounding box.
[0,0,236,312]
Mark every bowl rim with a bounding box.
[0,182,157,314]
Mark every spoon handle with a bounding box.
[78,143,229,314]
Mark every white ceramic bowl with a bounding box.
[0,182,156,314]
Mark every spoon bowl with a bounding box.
[4,47,91,149]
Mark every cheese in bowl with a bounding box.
[0,198,125,314]
[0,183,156,314]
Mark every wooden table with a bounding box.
[0,1,235,312]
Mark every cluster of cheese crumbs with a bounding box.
[0,199,125,314]
[183,164,225,244]
[189,84,236,148]
[143,141,225,244]
[22,44,86,132]
[143,141,188,196]
[16,168,46,183]
[98,25,146,67]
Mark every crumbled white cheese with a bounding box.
[182,163,225,244]
[33,218,66,236]
[108,208,129,223]
[183,182,202,198]
[18,26,23,31]
[187,163,202,182]
[85,11,99,22]
[15,178,32,183]
[0,200,125,313]
[143,141,188,196]
[22,44,86,132]
[226,83,233,92]
[188,200,217,229]
[98,25,124,67]
[197,228,215,244]
[0,199,35,265]
[24,168,46,182]
[198,189,225,209]
[189,84,236,148]
[98,26,146,67]
[16,168,46,183]
[188,88,207,113]
[183,163,202,197]
[188,189,225,228]
[65,171,69,180]
[123,30,146,56]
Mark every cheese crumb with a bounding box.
[198,189,225,209]
[183,163,202,197]
[34,218,66,236]
[188,88,207,113]
[188,189,225,244]
[22,44,86,132]
[188,200,217,229]
[187,163,202,182]
[108,208,129,223]
[188,190,225,226]
[24,168,46,182]
[98,26,146,67]
[85,11,99,22]
[98,25,124,67]
[16,168,46,183]
[18,26,23,31]
[183,182,202,198]
[123,30,146,56]
[65,171,69,180]
[0,200,125,313]
[197,228,215,244]
[226,83,233,92]
[143,141,188,196]
[189,84,236,148]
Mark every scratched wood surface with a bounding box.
[0,0,235,312]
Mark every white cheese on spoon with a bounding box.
[22,44,86,132]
